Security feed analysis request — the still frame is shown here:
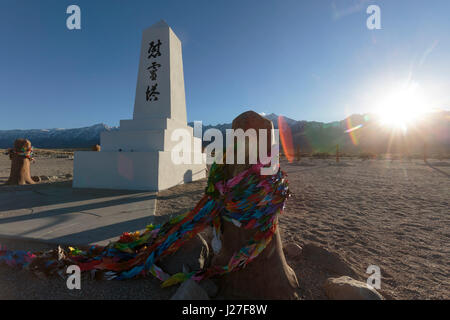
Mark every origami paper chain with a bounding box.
[0,161,290,288]
[7,146,34,160]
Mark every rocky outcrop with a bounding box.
[159,234,211,275]
[324,276,384,300]
[283,242,303,260]
[5,139,36,185]
[170,279,210,300]
[212,110,299,300]
[301,243,356,277]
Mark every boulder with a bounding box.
[231,110,272,148]
[92,144,101,152]
[199,279,219,298]
[224,110,273,178]
[301,243,356,277]
[170,279,210,300]
[283,242,303,260]
[159,234,210,275]
[211,110,299,300]
[5,139,36,185]
[324,276,384,300]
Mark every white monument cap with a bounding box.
[133,20,187,124]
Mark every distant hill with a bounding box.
[0,123,118,149]
[1,111,449,155]
[190,111,450,155]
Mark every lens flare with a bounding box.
[345,117,362,145]
[345,124,363,133]
[278,116,294,162]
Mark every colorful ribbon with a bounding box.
[7,146,34,160]
[0,161,290,287]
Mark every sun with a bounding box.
[375,82,430,131]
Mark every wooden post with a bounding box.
[5,139,36,185]
[295,145,301,162]
[423,142,428,163]
[213,111,299,299]
[336,144,340,163]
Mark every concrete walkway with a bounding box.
[0,181,157,246]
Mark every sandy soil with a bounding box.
[285,158,449,299]
[156,158,450,300]
[1,153,449,299]
[0,150,74,184]
[0,151,177,299]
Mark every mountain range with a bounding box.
[0,123,118,149]
[1,112,449,155]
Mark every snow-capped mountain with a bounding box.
[0,111,448,154]
[0,123,118,149]
[262,113,298,128]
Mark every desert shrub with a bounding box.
[312,152,331,159]
[436,153,450,160]
[359,152,377,160]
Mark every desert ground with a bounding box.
[0,150,449,299]
[0,149,75,184]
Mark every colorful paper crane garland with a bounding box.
[6,146,34,160]
[0,161,290,287]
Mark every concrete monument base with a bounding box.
[73,151,206,191]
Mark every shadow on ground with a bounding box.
[0,180,157,246]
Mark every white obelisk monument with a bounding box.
[73,21,206,191]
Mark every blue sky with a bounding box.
[0,0,449,129]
